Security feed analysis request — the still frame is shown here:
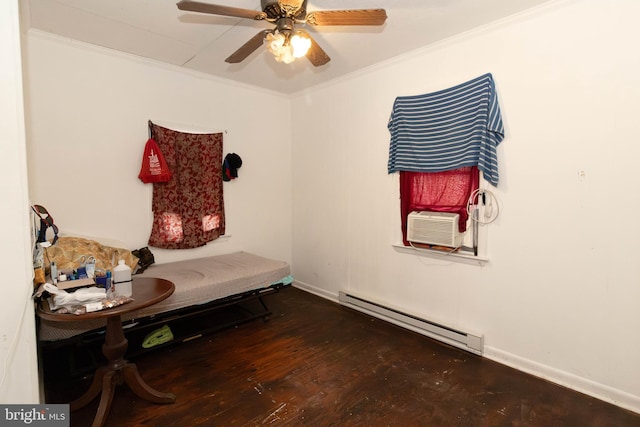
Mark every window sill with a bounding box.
[392,243,488,266]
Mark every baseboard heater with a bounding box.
[338,292,484,356]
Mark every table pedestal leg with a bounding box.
[123,363,176,402]
[70,366,108,411]
[70,315,175,426]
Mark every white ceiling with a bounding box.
[24,0,553,94]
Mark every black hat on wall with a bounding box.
[223,153,243,181]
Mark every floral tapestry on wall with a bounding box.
[148,122,225,249]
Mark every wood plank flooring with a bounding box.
[43,286,640,426]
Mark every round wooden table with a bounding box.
[38,277,176,427]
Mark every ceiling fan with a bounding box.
[176,0,387,66]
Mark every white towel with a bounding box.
[43,284,106,311]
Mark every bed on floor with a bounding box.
[38,251,291,376]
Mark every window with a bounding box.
[396,169,499,262]
[400,167,479,247]
[387,74,504,261]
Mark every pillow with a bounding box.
[45,236,139,273]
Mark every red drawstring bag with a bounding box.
[138,138,172,183]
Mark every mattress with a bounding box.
[38,251,291,342]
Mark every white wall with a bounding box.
[0,0,40,403]
[291,0,640,413]
[26,32,292,266]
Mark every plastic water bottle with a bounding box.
[50,262,57,284]
[105,270,113,298]
[113,259,132,297]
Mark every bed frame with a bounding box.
[38,251,291,379]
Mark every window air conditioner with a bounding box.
[407,211,463,248]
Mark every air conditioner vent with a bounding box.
[407,211,463,247]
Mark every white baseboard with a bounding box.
[484,346,640,415]
[292,280,339,303]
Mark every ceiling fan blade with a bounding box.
[225,30,272,64]
[177,0,266,20]
[298,30,330,67]
[306,9,387,26]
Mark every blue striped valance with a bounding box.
[387,73,504,186]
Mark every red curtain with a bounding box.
[400,167,479,246]
[148,123,225,249]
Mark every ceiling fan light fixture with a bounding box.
[265,31,286,52]
[291,32,311,58]
[264,30,310,64]
[265,31,291,63]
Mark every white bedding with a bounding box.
[38,251,291,342]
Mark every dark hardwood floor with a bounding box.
[43,286,639,426]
